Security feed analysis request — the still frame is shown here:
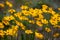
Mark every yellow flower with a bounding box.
[6,1,13,7]
[29,8,34,13]
[15,20,25,30]
[14,12,22,17]
[58,8,60,10]
[39,14,44,19]
[3,16,9,21]
[2,20,9,25]
[45,27,51,32]
[35,32,44,39]
[19,23,25,30]
[38,9,43,14]
[11,25,18,36]
[12,25,18,31]
[8,9,16,14]
[48,8,56,15]
[25,30,33,34]
[41,19,48,24]
[5,25,18,36]
[22,10,30,16]
[9,15,15,20]
[42,5,48,9]
[0,30,5,37]
[0,3,4,7]
[36,21,43,27]
[3,15,15,21]
[29,20,35,24]
[20,5,28,9]
[53,33,60,38]
[42,9,48,12]
[49,14,60,25]
[5,29,13,35]
[0,22,4,28]
[54,25,60,29]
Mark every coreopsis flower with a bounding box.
[22,10,30,16]
[58,8,60,10]
[15,20,25,30]
[8,9,16,14]
[0,30,5,37]
[6,1,13,7]
[14,12,22,17]
[50,19,58,25]
[25,30,33,34]
[42,9,48,12]
[19,23,25,30]
[0,22,4,28]
[3,15,15,21]
[2,20,9,25]
[0,3,4,7]
[28,20,35,24]
[48,8,56,15]
[36,21,43,27]
[53,33,60,38]
[42,5,48,9]
[5,29,13,35]
[20,5,28,10]
[9,15,15,20]
[45,27,51,32]
[35,32,44,39]
[49,14,59,25]
[41,19,48,24]
[11,25,18,36]
[53,25,60,29]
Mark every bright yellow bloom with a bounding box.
[45,27,51,32]
[29,20,35,24]
[58,8,60,10]
[5,25,18,36]
[0,22,4,28]
[39,14,44,19]
[29,8,34,13]
[20,5,28,9]
[2,20,9,25]
[35,32,44,39]
[0,3,4,7]
[0,30,5,37]
[22,10,30,16]
[53,33,60,38]
[49,14,59,25]
[41,19,48,24]
[12,25,18,31]
[14,12,22,17]
[54,25,60,29]
[6,1,13,7]
[15,20,25,30]
[9,15,15,20]
[38,9,43,14]
[50,19,58,25]
[36,21,43,27]
[42,5,48,9]
[3,15,15,21]
[25,30,33,34]
[8,9,16,14]
[42,9,48,12]
[48,8,56,15]
[5,29,13,35]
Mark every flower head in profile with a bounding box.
[25,30,33,34]
[20,5,29,10]
[35,32,44,39]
